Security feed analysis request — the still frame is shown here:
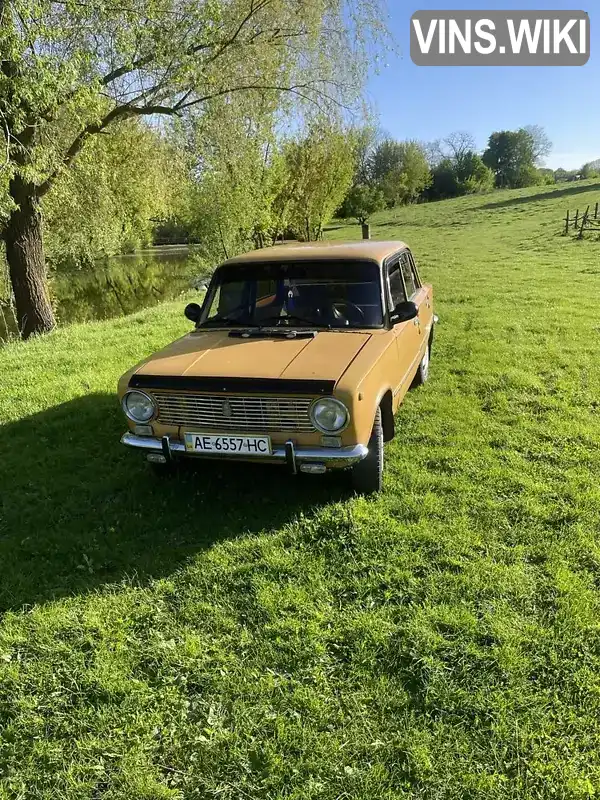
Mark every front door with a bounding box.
[401,249,432,358]
[386,254,422,402]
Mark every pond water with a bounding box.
[0,245,207,341]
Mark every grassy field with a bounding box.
[2,180,600,799]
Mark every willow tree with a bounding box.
[0,0,384,338]
[44,119,184,266]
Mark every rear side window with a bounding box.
[407,251,422,287]
[400,252,417,298]
[388,262,406,308]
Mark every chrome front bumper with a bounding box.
[121,433,368,472]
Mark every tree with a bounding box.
[351,125,380,186]
[338,184,385,224]
[428,159,460,199]
[582,160,600,179]
[483,129,537,188]
[482,126,552,188]
[424,131,476,169]
[523,125,552,165]
[425,131,493,199]
[0,0,384,338]
[278,123,356,241]
[554,168,571,182]
[184,93,286,261]
[43,120,184,267]
[394,141,432,204]
[428,153,493,200]
[372,139,431,206]
[442,131,477,165]
[370,139,404,184]
[454,152,494,194]
[537,167,556,185]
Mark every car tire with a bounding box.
[411,341,430,388]
[351,407,384,495]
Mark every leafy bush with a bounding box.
[338,184,386,224]
[428,153,494,200]
[372,140,431,206]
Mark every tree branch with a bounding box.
[203,0,273,67]
[36,73,347,198]
[36,102,175,196]
[0,110,10,172]
[100,54,155,87]
[39,0,277,119]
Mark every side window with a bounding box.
[400,252,417,298]
[407,251,422,289]
[388,261,406,309]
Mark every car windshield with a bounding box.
[201,260,384,329]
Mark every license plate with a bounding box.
[184,433,272,456]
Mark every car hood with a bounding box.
[133,329,372,384]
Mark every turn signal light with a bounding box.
[321,436,342,448]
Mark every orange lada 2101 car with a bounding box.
[118,241,436,494]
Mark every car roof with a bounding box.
[220,240,409,268]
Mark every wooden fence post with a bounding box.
[595,202,599,219]
[574,209,579,229]
[565,209,570,234]
[361,223,371,240]
[578,207,590,239]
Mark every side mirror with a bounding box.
[184,303,202,323]
[391,301,418,324]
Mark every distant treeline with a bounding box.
[338,127,599,225]
[3,116,597,282]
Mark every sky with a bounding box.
[366,0,598,169]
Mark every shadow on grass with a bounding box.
[0,393,349,612]
[477,181,600,211]
[375,217,472,230]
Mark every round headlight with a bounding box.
[310,397,349,433]
[122,390,156,423]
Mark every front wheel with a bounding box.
[351,407,383,495]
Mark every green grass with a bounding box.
[2,180,600,798]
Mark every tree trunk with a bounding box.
[4,178,55,338]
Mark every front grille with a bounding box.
[152,392,316,432]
